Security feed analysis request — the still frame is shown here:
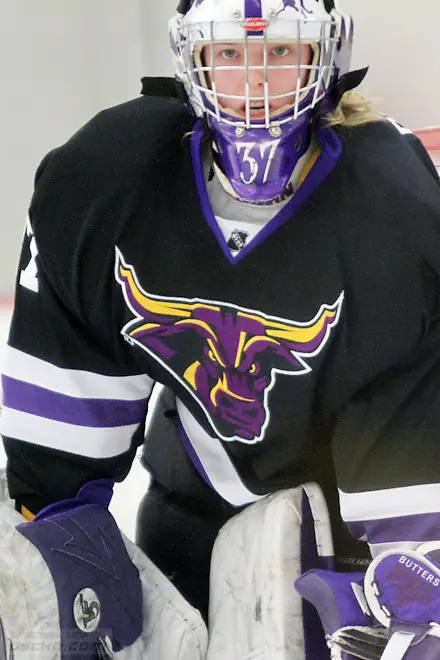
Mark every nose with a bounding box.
[248,71,265,91]
[247,57,265,88]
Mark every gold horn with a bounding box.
[238,296,342,345]
[117,251,219,319]
[263,309,336,343]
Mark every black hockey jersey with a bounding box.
[2,92,440,559]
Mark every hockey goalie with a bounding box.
[2,0,440,656]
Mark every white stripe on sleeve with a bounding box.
[2,346,154,400]
[339,484,440,521]
[0,406,139,459]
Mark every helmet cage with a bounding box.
[175,16,342,130]
[168,1,355,203]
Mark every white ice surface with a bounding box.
[0,305,150,541]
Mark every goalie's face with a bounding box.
[203,40,313,120]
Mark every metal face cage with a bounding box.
[178,16,341,130]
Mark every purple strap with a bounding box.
[296,569,368,635]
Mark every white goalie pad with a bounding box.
[116,536,208,660]
[206,483,334,660]
[0,498,207,660]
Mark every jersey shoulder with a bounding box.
[28,96,195,319]
[37,95,194,188]
[30,95,194,243]
[334,117,440,191]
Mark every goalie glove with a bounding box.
[295,544,440,659]
[0,480,143,659]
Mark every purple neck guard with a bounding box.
[208,109,313,203]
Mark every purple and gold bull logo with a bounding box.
[116,250,343,444]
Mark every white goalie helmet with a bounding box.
[169,0,363,202]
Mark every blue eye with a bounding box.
[272,46,290,57]
[222,49,239,59]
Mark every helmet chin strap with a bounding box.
[140,76,188,104]
[323,0,336,11]
[324,67,370,113]
[176,0,191,15]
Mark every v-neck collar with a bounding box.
[190,120,343,265]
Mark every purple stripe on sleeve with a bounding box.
[2,376,148,428]
[346,520,367,541]
[346,512,440,546]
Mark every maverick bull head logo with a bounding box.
[116,250,343,444]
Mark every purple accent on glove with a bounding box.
[369,552,440,627]
[17,480,142,657]
[295,569,368,636]
[33,479,114,521]
[390,619,431,645]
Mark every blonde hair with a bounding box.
[325,90,384,128]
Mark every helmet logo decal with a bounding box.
[242,18,269,31]
[279,0,313,18]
